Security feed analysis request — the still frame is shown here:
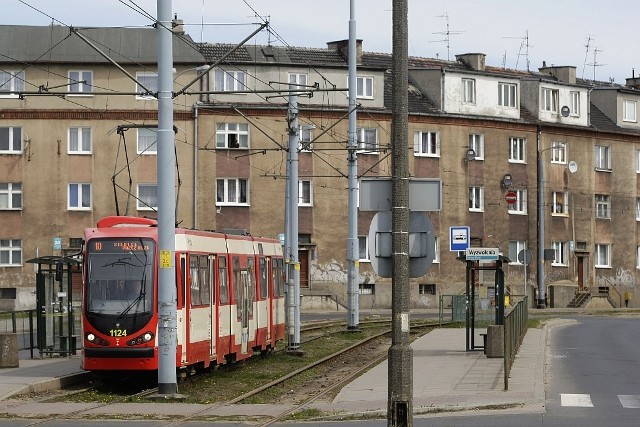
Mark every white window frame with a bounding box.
[623,99,637,122]
[68,127,92,154]
[595,194,610,219]
[216,123,249,149]
[137,128,157,154]
[508,240,527,265]
[0,127,22,154]
[356,76,374,99]
[595,243,611,268]
[433,236,440,263]
[68,183,92,210]
[358,235,370,262]
[469,134,484,160]
[551,191,568,215]
[552,241,568,266]
[570,91,580,116]
[508,189,527,215]
[468,186,484,212]
[418,284,437,295]
[68,70,93,95]
[551,142,566,164]
[359,283,375,295]
[462,78,476,104]
[509,137,526,163]
[135,71,158,100]
[216,178,249,206]
[0,183,22,210]
[498,82,517,107]
[636,198,640,221]
[595,145,611,170]
[636,149,640,173]
[299,125,313,152]
[414,131,440,157]
[356,127,378,154]
[288,73,308,88]
[637,246,640,269]
[0,239,22,267]
[298,180,313,206]
[541,88,559,113]
[214,69,246,92]
[137,184,158,211]
[0,70,25,97]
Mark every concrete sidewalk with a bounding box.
[0,325,547,421]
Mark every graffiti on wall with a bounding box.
[597,268,637,287]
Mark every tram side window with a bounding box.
[247,258,255,316]
[259,257,268,299]
[200,256,210,305]
[233,256,241,320]
[273,258,285,297]
[218,256,229,304]
[190,255,210,306]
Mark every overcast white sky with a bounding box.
[8,0,639,84]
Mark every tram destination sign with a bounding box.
[465,247,499,261]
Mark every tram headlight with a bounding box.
[143,332,153,342]
[86,333,96,342]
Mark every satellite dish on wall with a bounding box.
[561,106,570,117]
[568,161,578,173]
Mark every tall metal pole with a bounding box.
[537,128,546,309]
[287,93,301,351]
[346,0,360,331]
[388,0,412,426]
[156,0,177,395]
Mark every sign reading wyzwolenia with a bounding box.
[465,248,499,261]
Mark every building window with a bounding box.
[551,191,568,215]
[414,131,440,157]
[216,178,248,205]
[137,184,158,210]
[541,88,559,113]
[468,186,484,212]
[637,150,640,173]
[358,235,369,261]
[637,246,640,269]
[595,244,611,268]
[135,72,158,99]
[551,142,566,164]
[0,70,25,97]
[433,236,440,263]
[498,82,517,107]
[216,123,249,149]
[595,194,610,219]
[68,70,93,94]
[508,189,527,214]
[509,137,526,162]
[595,145,611,170]
[462,78,476,103]
[289,73,308,87]
[637,198,640,221]
[0,127,22,153]
[137,128,157,154]
[508,240,527,265]
[356,127,378,153]
[469,134,484,160]
[0,183,22,210]
[552,241,568,266]
[418,284,436,295]
[570,91,580,116]
[68,127,92,154]
[359,283,375,294]
[0,239,22,267]
[623,99,637,122]
[299,125,313,151]
[68,183,91,210]
[214,69,246,92]
[356,76,374,99]
[298,180,313,206]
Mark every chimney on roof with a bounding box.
[455,53,486,71]
[327,39,363,65]
[538,65,576,84]
[625,69,640,89]
[172,14,185,34]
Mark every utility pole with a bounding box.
[156,0,178,396]
[346,0,360,331]
[388,0,412,426]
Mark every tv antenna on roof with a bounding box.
[586,47,605,81]
[503,30,531,71]
[430,12,464,61]
[582,35,594,79]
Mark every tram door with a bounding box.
[240,270,250,354]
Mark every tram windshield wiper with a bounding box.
[101,257,139,268]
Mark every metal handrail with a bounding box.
[503,296,528,390]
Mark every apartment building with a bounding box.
[2,24,640,310]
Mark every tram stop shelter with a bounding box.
[26,255,82,357]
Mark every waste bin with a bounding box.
[0,333,19,368]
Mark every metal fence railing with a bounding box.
[503,296,528,390]
[0,310,38,358]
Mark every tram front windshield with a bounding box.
[86,238,154,316]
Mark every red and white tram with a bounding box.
[81,216,285,373]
